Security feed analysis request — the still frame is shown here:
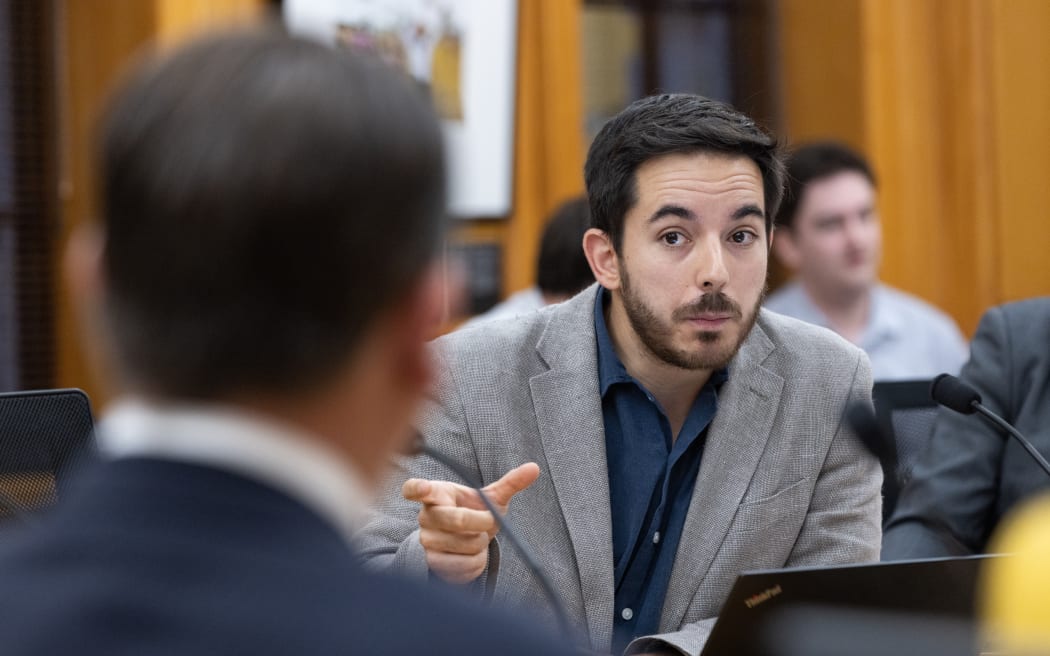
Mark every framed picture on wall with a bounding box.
[284,0,518,218]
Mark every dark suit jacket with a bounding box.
[883,297,1050,558]
[0,457,573,655]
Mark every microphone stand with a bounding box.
[971,400,1050,477]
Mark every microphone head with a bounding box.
[930,373,981,414]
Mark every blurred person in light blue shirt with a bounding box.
[765,141,967,381]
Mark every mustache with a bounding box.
[673,292,743,321]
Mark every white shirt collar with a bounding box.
[98,398,370,546]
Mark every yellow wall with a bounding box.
[989,0,1050,304]
[778,0,1050,336]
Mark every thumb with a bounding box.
[481,462,541,508]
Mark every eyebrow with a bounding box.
[732,204,766,222]
[647,203,766,224]
[647,204,695,224]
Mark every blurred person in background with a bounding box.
[0,29,574,656]
[766,141,967,381]
[460,195,594,328]
[883,297,1050,559]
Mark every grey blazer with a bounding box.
[883,297,1050,558]
[358,287,882,655]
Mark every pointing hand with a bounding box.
[402,462,541,584]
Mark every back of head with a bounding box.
[776,141,876,230]
[98,29,446,400]
[584,93,785,251]
[535,196,594,298]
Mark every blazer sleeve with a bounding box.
[882,305,1011,558]
[354,344,501,589]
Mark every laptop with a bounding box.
[699,555,1000,656]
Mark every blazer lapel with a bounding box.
[531,290,616,646]
[660,319,783,630]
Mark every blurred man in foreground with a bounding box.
[766,141,967,381]
[0,30,572,655]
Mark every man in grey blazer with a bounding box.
[883,297,1050,558]
[359,94,882,655]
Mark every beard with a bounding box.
[620,266,763,371]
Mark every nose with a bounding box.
[695,238,729,292]
[844,213,875,249]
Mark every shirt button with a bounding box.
[621,608,634,621]
[653,531,661,544]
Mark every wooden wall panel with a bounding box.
[862,0,1001,336]
[989,0,1050,303]
[503,0,585,295]
[155,0,267,45]
[777,0,865,149]
[777,0,1050,337]
[927,0,1000,334]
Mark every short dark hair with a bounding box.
[535,197,594,297]
[98,29,446,399]
[584,93,785,251]
[776,141,877,230]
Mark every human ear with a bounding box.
[65,224,105,309]
[582,228,621,290]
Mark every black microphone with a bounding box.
[928,373,980,415]
[403,434,576,643]
[930,373,1050,478]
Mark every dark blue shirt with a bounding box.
[594,289,727,653]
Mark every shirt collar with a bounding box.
[595,287,635,395]
[593,287,728,396]
[98,398,370,547]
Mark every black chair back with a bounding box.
[0,388,96,522]
[872,380,939,521]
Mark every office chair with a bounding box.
[872,380,939,521]
[0,389,96,523]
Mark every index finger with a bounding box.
[402,478,474,507]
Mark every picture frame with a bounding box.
[284,0,518,218]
